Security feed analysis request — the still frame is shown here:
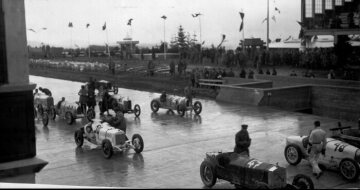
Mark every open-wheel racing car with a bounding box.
[93,80,118,94]
[99,94,141,117]
[150,93,202,117]
[285,134,360,181]
[34,93,56,127]
[200,152,314,189]
[55,100,96,125]
[74,119,144,159]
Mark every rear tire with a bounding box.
[150,100,160,113]
[132,134,144,153]
[134,104,141,117]
[193,101,202,115]
[42,112,49,127]
[284,144,302,165]
[200,161,217,187]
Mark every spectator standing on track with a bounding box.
[234,124,251,157]
[78,85,88,114]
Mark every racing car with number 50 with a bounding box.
[285,133,360,181]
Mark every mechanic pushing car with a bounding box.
[234,124,251,157]
[308,121,327,179]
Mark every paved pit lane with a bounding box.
[30,76,359,189]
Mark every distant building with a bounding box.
[117,37,139,59]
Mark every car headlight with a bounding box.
[356,150,360,163]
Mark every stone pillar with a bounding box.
[0,0,47,182]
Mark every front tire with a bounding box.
[339,159,360,181]
[132,134,144,153]
[284,144,302,165]
[42,112,49,127]
[200,161,217,187]
[292,174,314,189]
[150,100,160,113]
[74,129,84,147]
[193,101,202,115]
[102,139,113,159]
[134,104,141,117]
[65,111,75,125]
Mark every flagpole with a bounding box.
[266,0,269,51]
[163,18,166,60]
[199,14,202,62]
[242,11,245,53]
[106,27,110,59]
[87,27,91,59]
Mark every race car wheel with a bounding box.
[292,174,314,189]
[49,107,56,120]
[42,112,49,127]
[339,158,360,181]
[193,101,202,115]
[74,129,84,148]
[65,111,75,125]
[177,105,185,117]
[37,104,44,116]
[86,108,96,121]
[132,134,144,153]
[284,144,302,165]
[113,87,118,94]
[134,104,141,117]
[150,100,160,113]
[102,139,113,159]
[200,161,217,187]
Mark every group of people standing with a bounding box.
[78,78,96,115]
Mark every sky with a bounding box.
[24,0,301,49]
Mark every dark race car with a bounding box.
[200,152,314,189]
[330,121,360,148]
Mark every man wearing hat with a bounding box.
[234,124,252,157]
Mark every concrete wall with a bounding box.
[3,0,29,85]
[259,86,312,111]
[223,77,259,85]
[236,81,273,89]
[216,85,265,105]
[256,75,360,89]
[312,86,360,121]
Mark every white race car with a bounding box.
[285,136,360,181]
[74,119,144,159]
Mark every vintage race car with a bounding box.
[330,122,360,148]
[285,135,360,181]
[200,152,314,189]
[150,94,202,117]
[94,80,118,94]
[99,94,141,117]
[34,93,56,127]
[74,119,144,159]
[55,100,96,125]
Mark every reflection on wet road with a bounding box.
[30,76,358,188]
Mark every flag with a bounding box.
[275,7,280,14]
[127,18,133,26]
[68,22,73,28]
[297,21,304,27]
[161,15,167,20]
[86,23,90,28]
[192,13,202,18]
[285,36,292,41]
[272,15,276,22]
[239,12,245,32]
[298,28,304,39]
[102,22,106,30]
[262,18,268,23]
[28,29,36,33]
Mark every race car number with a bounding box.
[247,160,263,169]
[334,143,348,152]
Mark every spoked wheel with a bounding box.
[177,105,185,117]
[150,100,160,113]
[134,104,141,117]
[200,161,217,187]
[86,108,96,121]
[132,134,144,153]
[102,139,113,159]
[42,112,49,127]
[284,145,302,165]
[65,111,75,125]
[37,104,44,117]
[49,107,56,120]
[292,174,314,189]
[339,159,360,181]
[74,129,84,147]
[193,101,202,115]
